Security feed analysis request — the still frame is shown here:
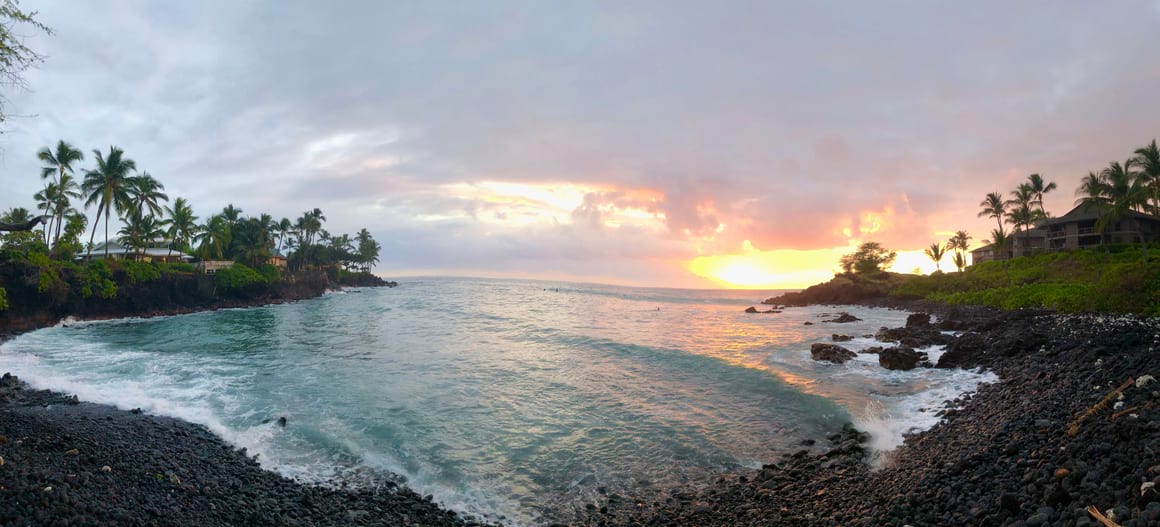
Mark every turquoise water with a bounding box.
[0,277,995,524]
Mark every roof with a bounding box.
[81,240,194,261]
[971,243,996,253]
[1046,204,1160,225]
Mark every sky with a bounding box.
[1,1,1159,289]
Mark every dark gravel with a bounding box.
[577,306,1160,526]
[0,373,496,527]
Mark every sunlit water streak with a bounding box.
[0,278,995,524]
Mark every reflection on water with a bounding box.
[1,278,992,525]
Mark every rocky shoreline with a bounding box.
[579,303,1160,526]
[7,290,1160,526]
[0,372,486,527]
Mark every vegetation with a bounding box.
[0,0,50,126]
[839,242,897,274]
[895,248,1160,314]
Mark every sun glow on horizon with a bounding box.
[685,242,955,289]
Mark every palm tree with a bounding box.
[951,251,967,273]
[978,192,1007,236]
[1134,139,1160,214]
[118,209,162,259]
[36,140,84,248]
[221,204,243,227]
[1096,160,1149,264]
[128,172,168,219]
[1025,173,1057,219]
[355,228,380,272]
[946,230,972,271]
[924,242,946,272]
[162,197,198,256]
[230,217,272,268]
[198,215,230,260]
[989,228,1011,261]
[82,146,137,259]
[275,217,292,254]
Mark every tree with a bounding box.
[82,146,137,259]
[198,215,230,260]
[1095,159,1149,265]
[128,172,168,218]
[0,1,51,127]
[1025,173,1057,219]
[946,230,972,272]
[923,242,946,272]
[978,192,1007,236]
[988,228,1010,258]
[36,140,84,248]
[229,217,271,268]
[220,204,243,227]
[355,228,380,272]
[1005,184,1041,257]
[162,197,198,256]
[275,217,292,254]
[118,209,161,259]
[0,206,44,250]
[839,241,896,274]
[1134,139,1160,213]
[951,251,967,273]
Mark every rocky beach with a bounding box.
[580,304,1160,526]
[6,288,1160,526]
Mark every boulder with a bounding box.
[878,347,921,370]
[875,325,953,348]
[825,313,861,323]
[745,306,758,313]
[905,313,931,327]
[810,343,857,364]
[831,334,853,342]
[936,332,988,369]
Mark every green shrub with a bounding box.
[166,262,196,274]
[121,260,163,284]
[897,247,1160,314]
[256,263,281,283]
[215,263,267,291]
[0,287,8,311]
[80,259,117,299]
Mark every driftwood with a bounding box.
[1109,400,1155,421]
[1086,505,1122,527]
[0,215,48,232]
[1068,377,1135,437]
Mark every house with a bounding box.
[1043,204,1160,251]
[77,240,194,263]
[199,260,235,274]
[970,204,1160,264]
[267,251,287,270]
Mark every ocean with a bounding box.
[0,277,996,524]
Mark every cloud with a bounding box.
[1,1,1158,286]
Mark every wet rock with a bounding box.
[905,313,931,327]
[825,313,861,323]
[878,347,921,371]
[745,307,758,313]
[810,343,857,364]
[831,334,853,342]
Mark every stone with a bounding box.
[1054,467,1070,479]
[65,448,79,456]
[905,313,931,327]
[879,347,921,371]
[826,313,861,323]
[745,307,758,313]
[810,343,857,364]
[1137,375,1157,388]
[831,334,853,342]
